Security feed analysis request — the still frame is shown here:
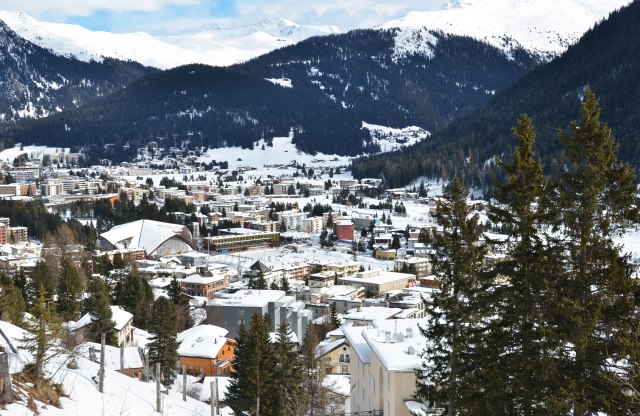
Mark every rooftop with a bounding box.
[209,289,285,308]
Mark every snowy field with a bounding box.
[0,144,70,163]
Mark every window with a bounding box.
[342,365,348,374]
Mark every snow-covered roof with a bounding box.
[111,306,134,331]
[363,318,428,372]
[177,324,228,342]
[77,342,143,369]
[315,338,346,358]
[342,325,371,364]
[71,306,132,332]
[99,219,196,256]
[178,335,230,359]
[343,306,402,322]
[182,273,226,285]
[209,289,285,308]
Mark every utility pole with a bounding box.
[182,365,187,402]
[210,379,218,416]
[156,362,162,413]
[99,333,105,393]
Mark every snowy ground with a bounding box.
[0,144,70,163]
[0,320,211,416]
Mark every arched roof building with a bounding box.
[96,219,197,259]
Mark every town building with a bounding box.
[96,219,197,259]
[345,319,429,415]
[335,220,354,241]
[338,270,417,297]
[181,273,229,300]
[204,228,280,253]
[177,325,236,377]
[207,289,310,340]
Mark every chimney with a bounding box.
[406,327,413,338]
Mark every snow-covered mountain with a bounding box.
[0,11,343,69]
[0,20,153,122]
[0,1,629,70]
[380,0,632,61]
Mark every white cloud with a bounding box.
[0,0,200,19]
[234,0,445,28]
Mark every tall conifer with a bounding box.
[415,176,488,415]
[485,114,560,414]
[554,87,639,414]
[148,297,179,389]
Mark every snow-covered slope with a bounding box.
[0,11,343,69]
[381,0,632,60]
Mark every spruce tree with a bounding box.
[148,297,179,389]
[57,255,84,321]
[485,114,560,414]
[27,261,55,306]
[328,303,340,330]
[84,276,117,346]
[553,87,639,414]
[20,286,64,380]
[0,273,25,326]
[280,276,290,293]
[226,321,253,413]
[265,322,307,416]
[226,313,274,415]
[415,176,488,415]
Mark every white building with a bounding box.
[345,319,429,416]
[96,219,197,259]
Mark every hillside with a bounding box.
[1,29,535,163]
[353,0,640,189]
[0,21,155,124]
[237,29,537,134]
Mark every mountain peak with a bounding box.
[380,0,632,60]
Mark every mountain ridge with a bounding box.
[0,0,630,69]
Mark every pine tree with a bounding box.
[280,277,290,293]
[20,286,64,380]
[226,321,254,413]
[0,273,25,326]
[27,261,55,306]
[166,276,183,304]
[415,176,488,415]
[553,87,639,414]
[84,276,117,346]
[419,180,428,198]
[148,297,179,389]
[114,273,154,329]
[112,252,126,269]
[265,322,307,416]
[57,255,84,321]
[328,303,340,330]
[226,313,274,415]
[485,114,560,414]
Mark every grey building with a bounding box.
[207,289,310,340]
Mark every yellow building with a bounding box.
[345,319,429,415]
[316,334,351,375]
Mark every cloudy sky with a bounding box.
[0,0,451,33]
